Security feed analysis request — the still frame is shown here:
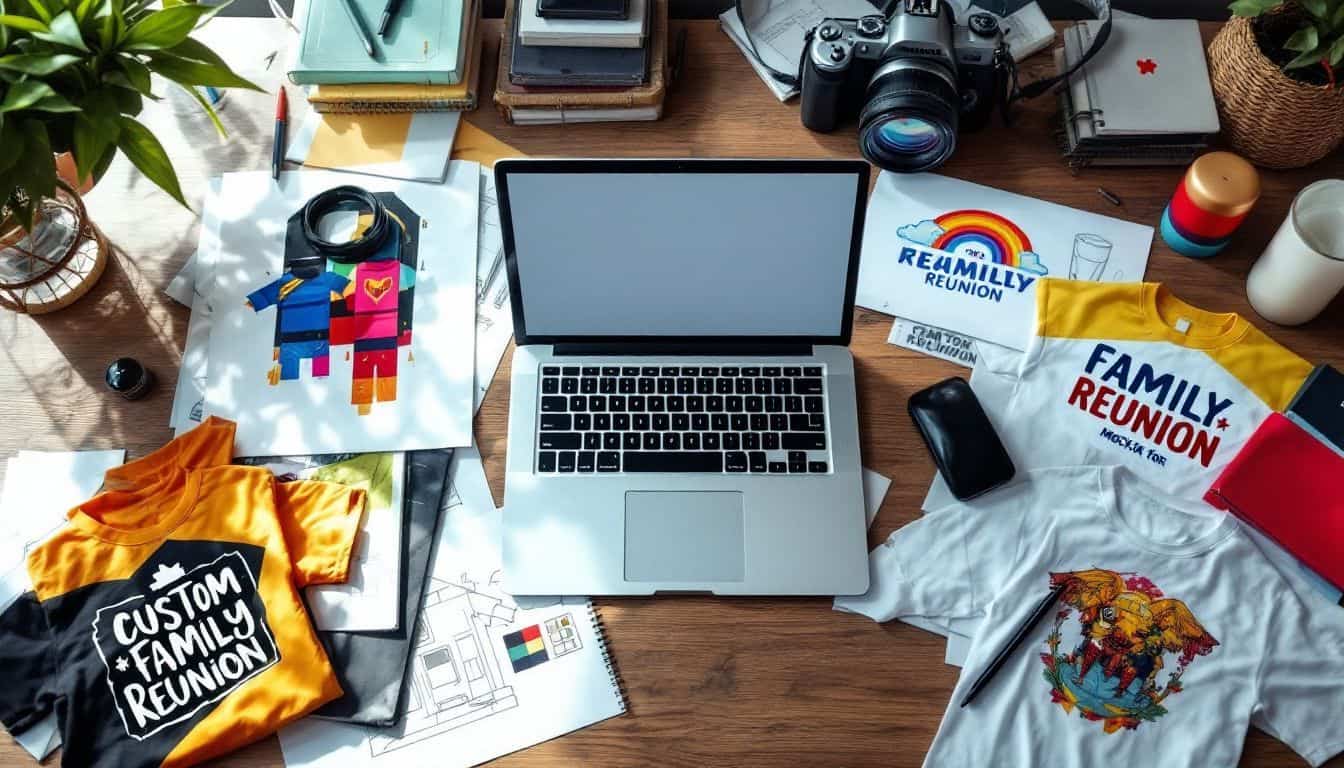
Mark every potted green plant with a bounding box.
[0,0,259,313]
[1209,0,1344,168]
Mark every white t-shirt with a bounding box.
[838,466,1344,767]
[924,280,1312,512]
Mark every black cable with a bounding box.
[300,186,391,263]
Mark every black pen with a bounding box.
[340,0,378,58]
[377,0,405,37]
[959,581,1067,708]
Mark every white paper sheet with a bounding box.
[857,172,1153,350]
[474,168,515,411]
[863,467,891,528]
[285,112,462,183]
[200,165,479,456]
[0,450,126,571]
[277,447,626,768]
[944,630,973,667]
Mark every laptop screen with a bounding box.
[497,161,868,343]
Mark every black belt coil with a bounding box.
[300,185,391,263]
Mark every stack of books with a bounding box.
[1055,18,1219,169]
[494,0,668,124]
[290,0,483,113]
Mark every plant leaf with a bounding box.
[16,118,56,203]
[146,50,262,90]
[0,116,20,176]
[177,81,224,137]
[0,79,55,111]
[1284,45,1326,68]
[113,52,152,93]
[31,10,89,50]
[1300,0,1329,18]
[1329,35,1344,67]
[1227,0,1279,15]
[0,13,49,32]
[72,108,117,182]
[1284,25,1320,52]
[122,2,210,51]
[116,114,187,207]
[23,0,50,24]
[28,92,79,111]
[0,52,80,74]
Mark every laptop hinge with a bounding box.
[552,342,813,357]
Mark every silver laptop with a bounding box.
[497,159,871,596]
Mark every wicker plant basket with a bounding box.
[1208,16,1344,169]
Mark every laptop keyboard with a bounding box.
[536,365,830,474]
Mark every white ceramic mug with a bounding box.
[1246,179,1344,326]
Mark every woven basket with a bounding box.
[1208,16,1344,169]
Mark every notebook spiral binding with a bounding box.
[588,603,629,711]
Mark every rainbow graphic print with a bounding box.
[930,210,1034,267]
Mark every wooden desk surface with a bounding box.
[2,18,1342,768]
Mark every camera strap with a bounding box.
[733,0,802,88]
[1010,0,1112,101]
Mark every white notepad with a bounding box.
[1070,18,1219,136]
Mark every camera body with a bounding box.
[800,0,1007,171]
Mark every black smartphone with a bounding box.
[536,0,629,19]
[908,377,1015,501]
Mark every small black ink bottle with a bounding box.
[105,357,155,401]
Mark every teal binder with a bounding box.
[290,0,470,85]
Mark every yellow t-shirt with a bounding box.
[926,280,1314,510]
[0,418,365,768]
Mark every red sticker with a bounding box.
[1137,58,1157,75]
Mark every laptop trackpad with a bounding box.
[624,491,745,583]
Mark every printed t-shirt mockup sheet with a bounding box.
[838,466,1344,767]
[925,280,1313,511]
[0,418,367,768]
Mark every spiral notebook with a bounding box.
[277,447,626,768]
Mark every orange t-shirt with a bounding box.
[0,418,365,768]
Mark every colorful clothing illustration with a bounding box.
[1042,569,1217,733]
[248,191,421,415]
[0,419,366,768]
[246,271,350,381]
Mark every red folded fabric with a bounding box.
[1205,412,1344,590]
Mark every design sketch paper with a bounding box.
[200,165,478,457]
[250,453,406,632]
[887,317,979,368]
[863,467,891,529]
[286,111,461,183]
[277,447,625,768]
[474,168,514,411]
[857,172,1153,350]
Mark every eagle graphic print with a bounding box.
[1040,569,1218,734]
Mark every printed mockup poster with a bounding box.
[858,173,1154,350]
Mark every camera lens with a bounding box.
[858,60,960,173]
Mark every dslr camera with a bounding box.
[800,0,1009,172]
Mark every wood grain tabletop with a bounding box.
[1,17,1341,768]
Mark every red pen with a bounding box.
[272,87,288,181]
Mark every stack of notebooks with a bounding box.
[1056,18,1220,168]
[290,0,483,113]
[494,0,668,124]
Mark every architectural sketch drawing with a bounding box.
[367,575,520,756]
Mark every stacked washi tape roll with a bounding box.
[1161,152,1260,258]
